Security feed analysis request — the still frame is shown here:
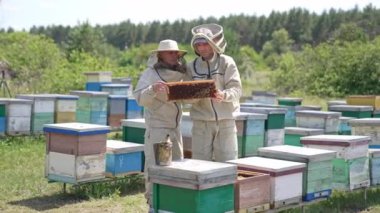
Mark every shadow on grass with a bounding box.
[8,174,145,211]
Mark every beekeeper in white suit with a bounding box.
[133,39,187,210]
[186,23,242,162]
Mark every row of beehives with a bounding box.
[43,116,379,213]
[0,92,143,136]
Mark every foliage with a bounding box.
[269,35,380,97]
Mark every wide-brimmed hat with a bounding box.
[151,39,187,56]
[191,23,226,54]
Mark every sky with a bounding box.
[0,0,379,31]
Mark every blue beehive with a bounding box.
[106,140,144,177]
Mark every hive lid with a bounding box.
[329,105,373,111]
[101,83,130,88]
[369,149,380,158]
[54,94,79,100]
[43,122,110,135]
[148,159,236,189]
[108,95,128,100]
[0,98,33,104]
[285,127,324,136]
[295,105,322,111]
[277,97,303,102]
[251,91,277,97]
[16,94,57,100]
[233,111,267,120]
[84,71,112,75]
[121,118,146,128]
[106,140,144,153]
[70,90,109,97]
[301,135,370,147]
[349,118,380,126]
[258,145,336,162]
[227,156,305,173]
[296,110,341,118]
[240,106,287,114]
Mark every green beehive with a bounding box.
[284,127,324,147]
[329,105,373,118]
[121,118,145,144]
[240,106,286,146]
[234,111,267,157]
[150,159,236,213]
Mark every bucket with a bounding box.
[154,134,172,166]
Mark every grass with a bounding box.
[0,135,148,213]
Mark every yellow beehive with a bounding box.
[347,95,380,110]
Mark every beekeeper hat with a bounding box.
[191,23,226,54]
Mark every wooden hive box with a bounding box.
[70,90,108,125]
[54,94,78,123]
[368,149,380,186]
[46,151,105,184]
[338,116,354,135]
[16,94,56,134]
[296,110,341,134]
[84,71,112,82]
[349,118,380,148]
[227,156,305,209]
[346,95,380,110]
[44,122,110,156]
[6,98,33,135]
[165,80,217,101]
[234,111,267,157]
[278,98,303,127]
[105,140,144,177]
[126,97,143,119]
[149,159,237,213]
[327,100,347,109]
[235,170,270,212]
[101,83,130,96]
[258,145,336,201]
[301,135,370,190]
[329,105,373,118]
[251,91,277,105]
[295,105,322,111]
[121,118,146,144]
[373,110,380,118]
[284,127,324,147]
[107,95,128,130]
[240,107,286,147]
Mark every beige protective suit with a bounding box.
[133,54,185,206]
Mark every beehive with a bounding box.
[228,157,305,209]
[301,135,370,190]
[84,71,112,91]
[4,98,33,135]
[234,111,267,157]
[329,105,373,118]
[108,95,128,130]
[258,145,336,201]
[296,110,341,134]
[149,159,237,213]
[121,118,146,144]
[368,149,380,186]
[16,94,56,134]
[338,117,354,135]
[70,90,108,125]
[235,170,270,212]
[251,91,277,105]
[284,127,324,147]
[54,94,78,123]
[240,106,286,146]
[105,140,144,177]
[126,97,143,119]
[350,118,380,148]
[346,95,380,110]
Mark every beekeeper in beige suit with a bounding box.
[186,23,242,162]
[133,39,186,209]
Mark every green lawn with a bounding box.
[0,136,148,213]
